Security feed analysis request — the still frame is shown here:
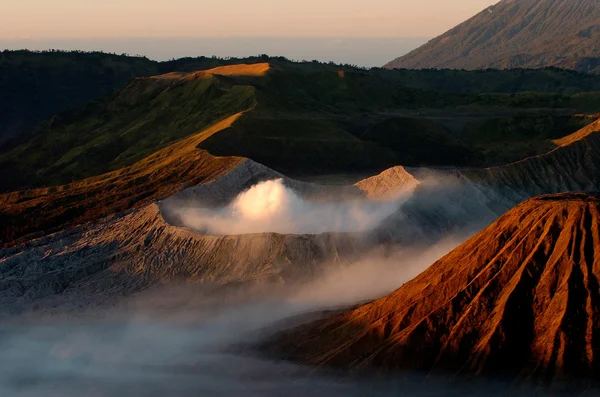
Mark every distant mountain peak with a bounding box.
[386,0,600,72]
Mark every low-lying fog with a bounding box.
[0,237,581,396]
[0,177,582,396]
[166,178,405,235]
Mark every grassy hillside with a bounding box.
[4,49,600,151]
[198,70,600,173]
[0,70,256,189]
[0,114,245,246]
[2,59,600,192]
[458,115,598,165]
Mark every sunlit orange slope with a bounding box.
[151,63,272,80]
[263,192,600,380]
[0,114,246,246]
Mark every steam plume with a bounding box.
[171,179,405,235]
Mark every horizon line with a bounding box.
[0,35,433,41]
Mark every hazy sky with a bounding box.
[2,0,498,38]
[0,37,429,67]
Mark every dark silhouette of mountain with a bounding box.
[262,192,600,380]
[0,51,159,148]
[386,0,600,73]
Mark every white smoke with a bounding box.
[290,236,466,307]
[171,179,406,235]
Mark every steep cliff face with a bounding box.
[386,0,600,72]
[262,193,600,380]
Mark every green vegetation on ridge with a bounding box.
[2,52,600,192]
[0,73,256,189]
[4,49,600,150]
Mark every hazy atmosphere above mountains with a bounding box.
[0,37,427,67]
[1,0,496,66]
[1,0,497,37]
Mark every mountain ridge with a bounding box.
[5,50,600,156]
[4,60,600,194]
[386,0,600,72]
[2,103,599,247]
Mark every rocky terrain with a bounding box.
[3,115,600,318]
[373,118,600,242]
[0,159,396,317]
[262,192,600,380]
[386,0,600,72]
[1,55,600,391]
[4,0,600,390]
[0,201,365,317]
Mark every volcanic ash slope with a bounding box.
[373,118,600,242]
[0,160,376,316]
[262,193,600,380]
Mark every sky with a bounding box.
[0,0,498,67]
[1,0,498,39]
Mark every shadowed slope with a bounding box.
[262,193,600,380]
[365,118,600,245]
[460,119,600,202]
[0,51,160,146]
